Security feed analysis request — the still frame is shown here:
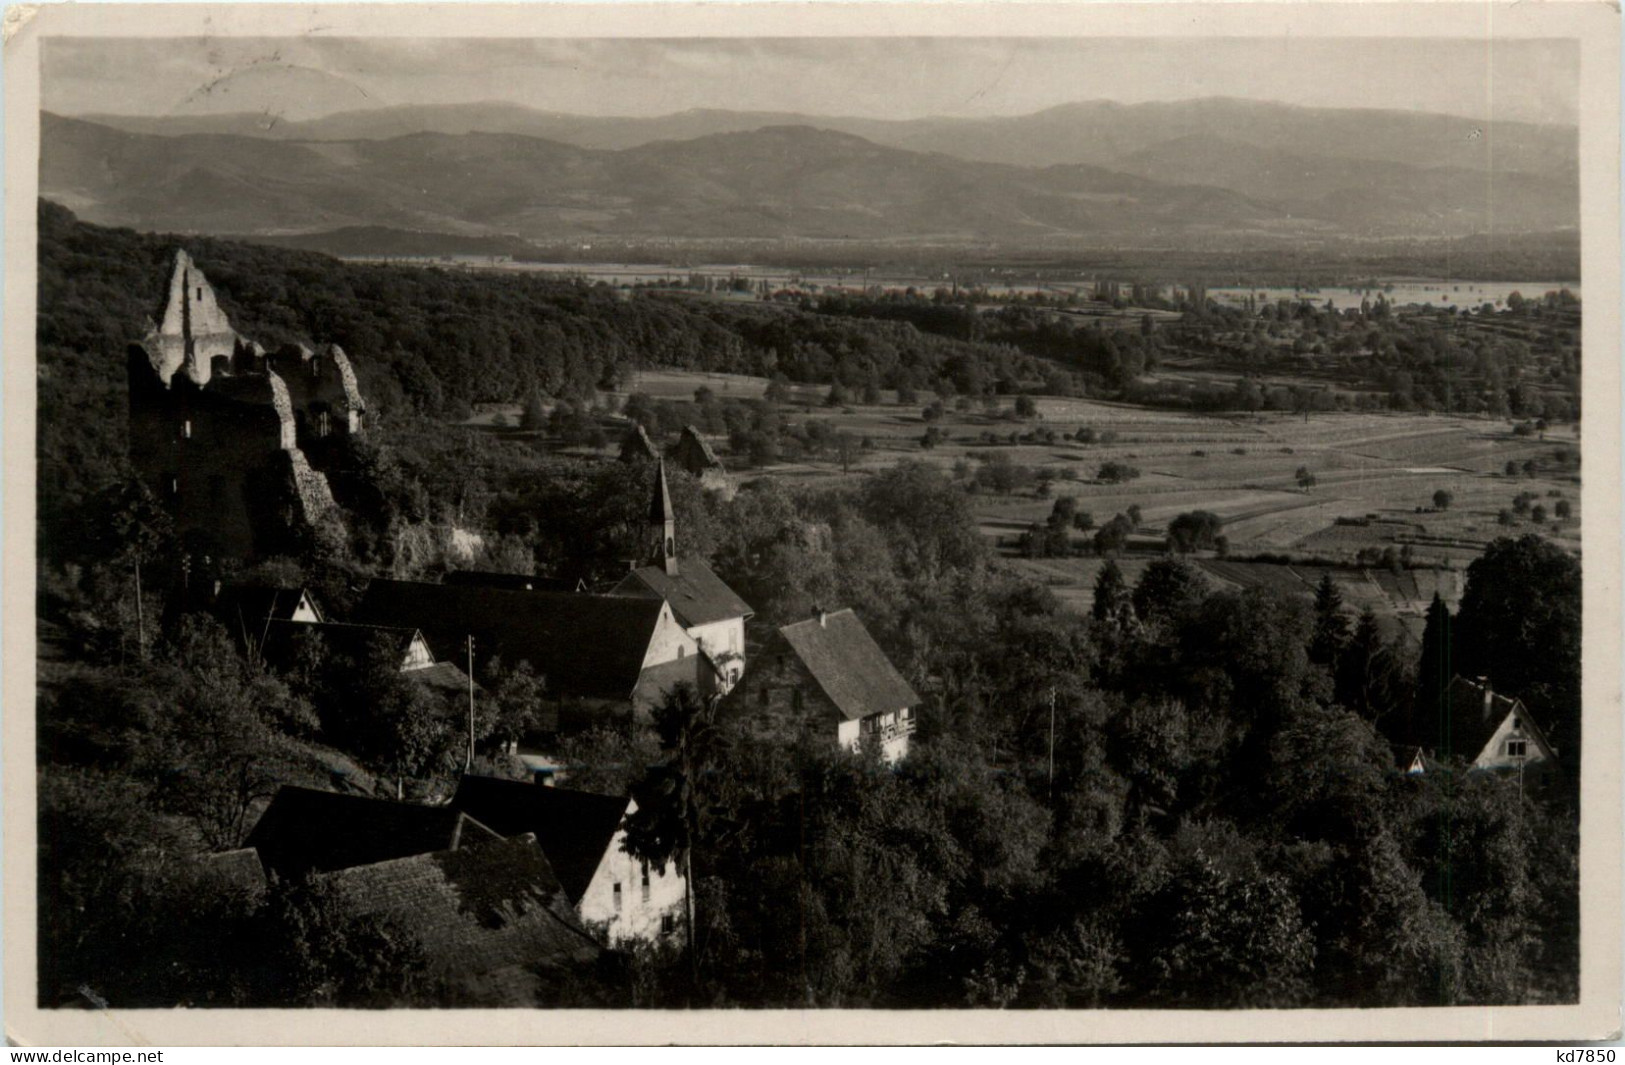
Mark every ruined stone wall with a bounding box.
[127,250,357,565]
[267,343,366,446]
[150,250,240,387]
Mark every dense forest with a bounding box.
[35,204,1581,1010]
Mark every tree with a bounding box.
[1166,510,1222,554]
[1456,536,1581,758]
[1092,514,1133,556]
[1014,394,1038,419]
[1097,462,1141,485]
[521,389,548,431]
[1336,608,1400,723]
[1554,499,1572,520]
[1308,572,1349,668]
[624,684,726,974]
[1530,504,1547,523]
[1411,593,1454,749]
[1131,559,1206,633]
[1295,466,1317,490]
[1433,489,1454,510]
[1091,559,1132,627]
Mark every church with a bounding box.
[609,460,754,688]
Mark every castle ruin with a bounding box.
[128,250,366,565]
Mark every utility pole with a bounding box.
[1047,687,1057,801]
[466,634,476,773]
[133,559,145,660]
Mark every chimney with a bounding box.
[1480,678,1493,717]
[815,605,827,628]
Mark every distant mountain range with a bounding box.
[42,98,1577,251]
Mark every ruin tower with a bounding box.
[648,459,679,576]
[128,249,359,570]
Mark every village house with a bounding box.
[1404,675,1561,781]
[321,834,602,1006]
[241,786,603,1001]
[610,461,753,686]
[245,785,505,880]
[1444,675,1561,774]
[252,619,476,699]
[353,577,718,729]
[452,775,686,948]
[725,608,920,763]
[127,250,365,564]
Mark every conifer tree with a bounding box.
[1411,593,1454,749]
[1091,559,1132,627]
[1308,572,1349,667]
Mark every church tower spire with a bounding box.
[649,459,678,575]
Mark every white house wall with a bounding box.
[576,802,687,948]
[1473,710,1558,772]
[639,603,703,670]
[689,618,746,685]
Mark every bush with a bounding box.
[1097,461,1142,485]
[1167,510,1223,554]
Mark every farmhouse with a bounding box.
[1433,675,1561,777]
[320,834,601,1005]
[610,461,753,685]
[727,608,920,763]
[354,577,718,727]
[451,775,686,947]
[244,785,504,880]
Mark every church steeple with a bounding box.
[649,459,678,575]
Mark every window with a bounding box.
[665,537,675,557]
[196,287,203,301]
[678,646,685,660]
[1507,740,1528,759]
[316,411,331,438]
[612,882,622,912]
[641,869,651,903]
[1513,717,1522,730]
[661,913,676,936]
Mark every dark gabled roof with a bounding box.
[322,833,599,1003]
[212,585,321,638]
[245,785,501,879]
[1441,675,1531,762]
[257,619,423,672]
[615,556,753,628]
[412,661,478,695]
[450,776,631,904]
[354,579,666,701]
[199,848,269,899]
[443,571,584,593]
[670,425,725,474]
[619,423,660,464]
[779,609,920,723]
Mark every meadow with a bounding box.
[484,369,1579,638]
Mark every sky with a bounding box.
[43,36,1579,126]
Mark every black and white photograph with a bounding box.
[5,1,1620,1046]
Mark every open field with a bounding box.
[475,368,1579,629]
